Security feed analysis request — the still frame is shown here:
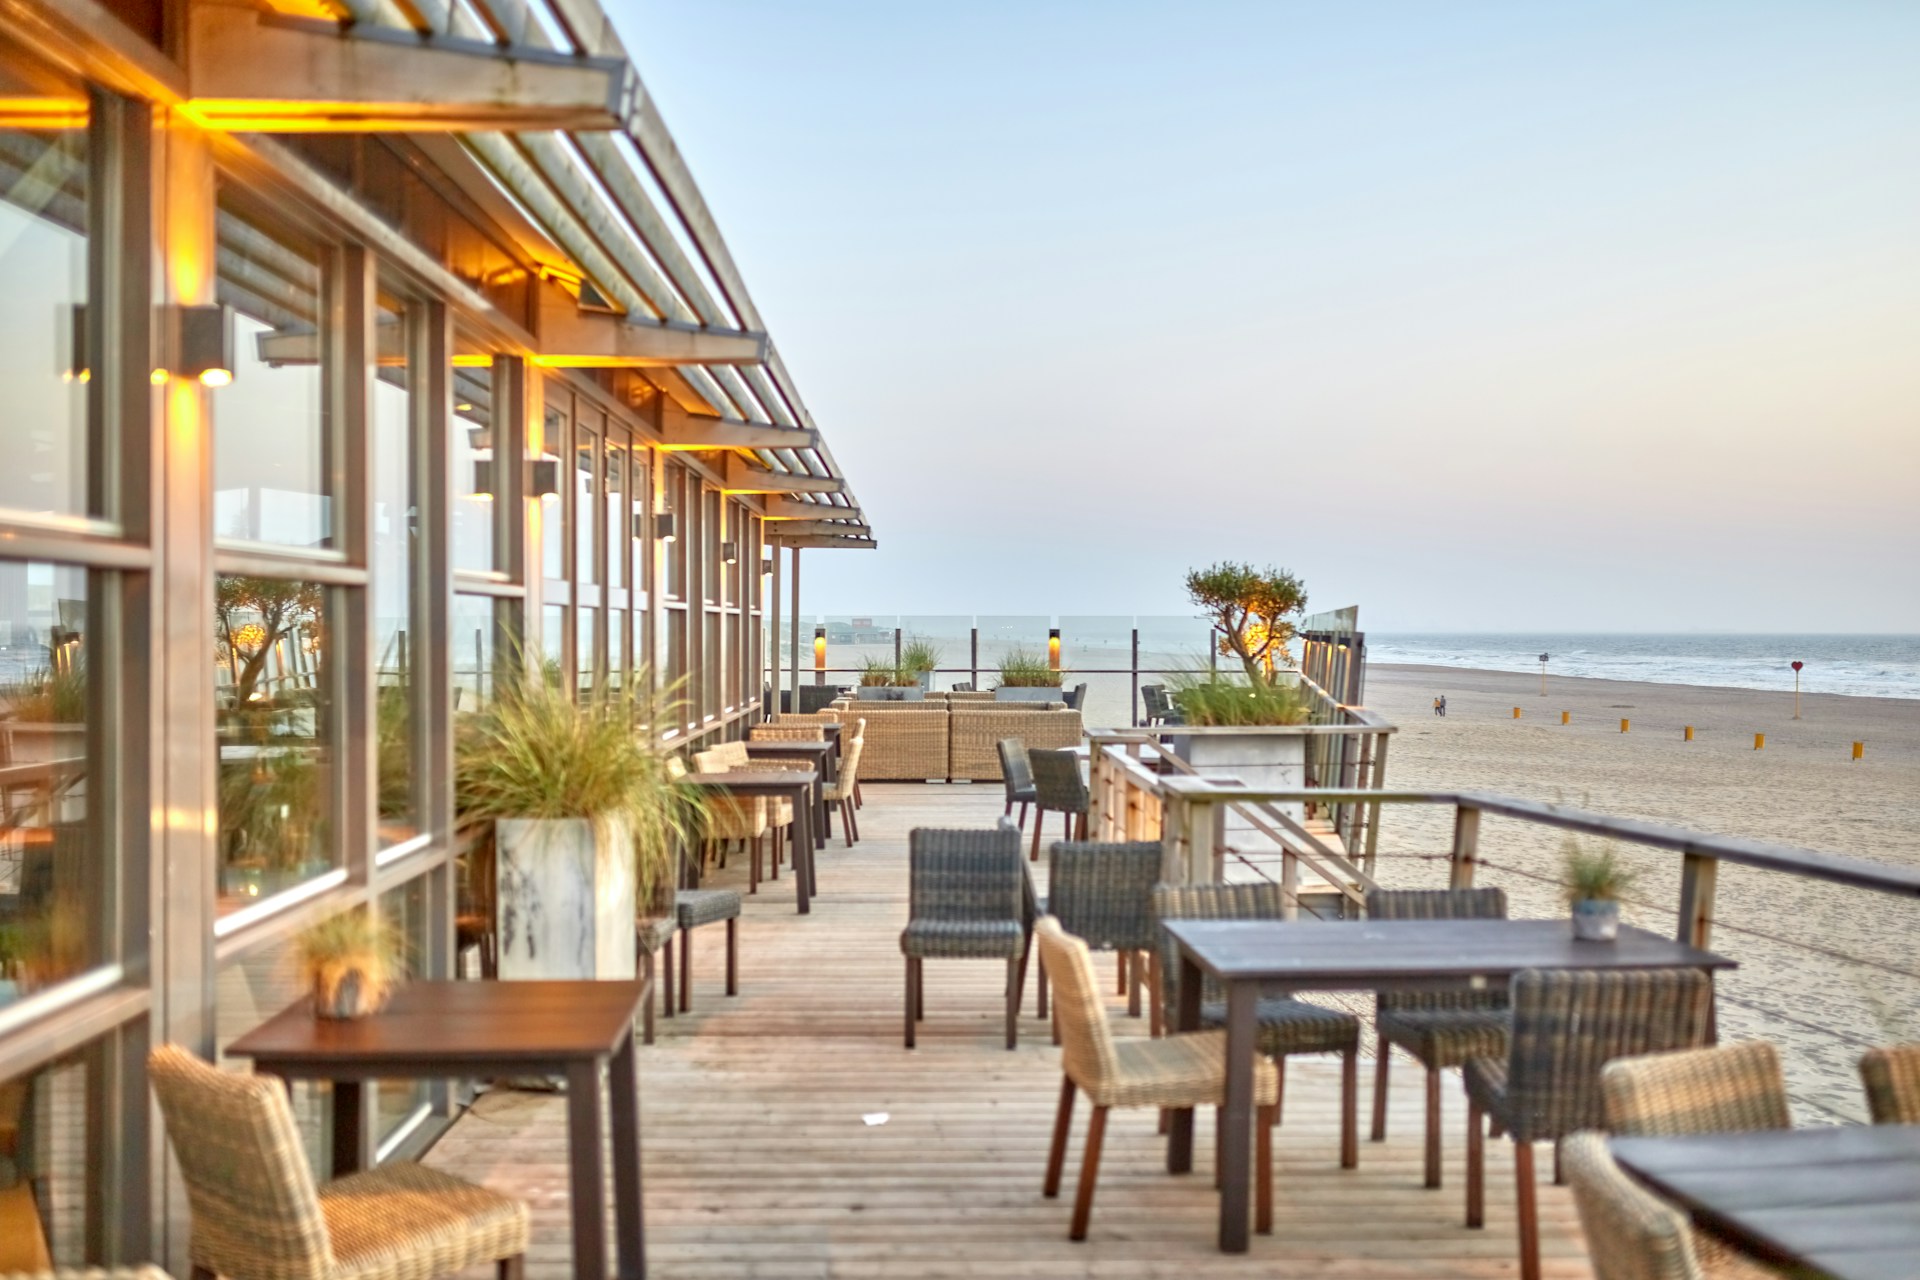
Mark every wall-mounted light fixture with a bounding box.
[176,304,235,387]
[654,512,677,543]
[529,457,560,498]
[761,551,775,576]
[470,459,494,501]
[721,540,738,565]
[814,624,827,683]
[64,305,89,383]
[1048,627,1061,671]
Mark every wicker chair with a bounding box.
[900,826,1030,1051]
[1367,887,1511,1189]
[1463,968,1714,1280]
[1562,1131,1708,1280]
[1602,1041,1791,1138]
[1036,842,1162,1033]
[674,888,742,1013]
[1859,1043,1920,1124]
[147,1045,529,1280]
[749,723,826,741]
[692,743,802,887]
[1154,882,1361,1168]
[1034,916,1281,1240]
[634,914,677,1045]
[2,1270,177,1279]
[1063,682,1089,711]
[1139,685,1169,726]
[1027,749,1088,861]
[821,719,865,846]
[997,738,1036,828]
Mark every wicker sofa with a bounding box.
[830,698,1082,782]
[949,705,1082,780]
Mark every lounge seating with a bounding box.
[900,826,1029,1050]
[1155,881,1360,1167]
[950,705,1081,781]
[147,1044,530,1280]
[1463,969,1713,1280]
[749,722,826,741]
[831,699,1083,782]
[1027,749,1088,861]
[1035,841,1162,1033]
[1859,1043,1920,1124]
[1034,916,1280,1241]
[1368,887,1511,1189]
[851,706,949,780]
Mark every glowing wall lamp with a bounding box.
[64,305,89,383]
[1048,627,1061,671]
[470,458,494,501]
[176,304,235,387]
[813,624,827,684]
[654,512,678,543]
[721,540,738,566]
[529,457,560,498]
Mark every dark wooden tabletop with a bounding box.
[744,741,833,757]
[680,769,818,792]
[226,979,649,1066]
[1162,918,1734,987]
[1612,1125,1920,1280]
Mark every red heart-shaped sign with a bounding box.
[1791,661,1803,672]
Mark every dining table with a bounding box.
[744,739,836,835]
[1612,1124,1920,1280]
[1162,916,1736,1252]
[227,979,649,1279]
[679,767,819,912]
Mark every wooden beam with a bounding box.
[532,288,766,367]
[658,416,817,452]
[183,10,635,131]
[770,535,877,551]
[720,457,843,495]
[757,519,870,540]
[760,495,860,522]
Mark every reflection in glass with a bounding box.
[604,437,625,593]
[216,935,322,1168]
[0,1053,86,1268]
[452,594,497,712]
[541,402,565,581]
[575,435,597,586]
[0,561,97,1006]
[377,879,428,1144]
[373,301,415,846]
[452,363,495,573]
[0,49,90,522]
[542,605,565,686]
[214,194,330,548]
[576,607,598,694]
[215,576,334,911]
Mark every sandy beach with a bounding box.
[1358,663,1920,1122]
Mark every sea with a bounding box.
[1366,634,1920,702]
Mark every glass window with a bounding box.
[214,193,331,549]
[452,594,497,712]
[631,454,651,604]
[702,489,721,603]
[541,604,565,686]
[574,424,598,588]
[576,606,598,695]
[663,465,686,600]
[376,880,428,1147]
[0,561,103,1006]
[452,363,495,574]
[604,433,626,594]
[216,936,323,1167]
[540,398,565,582]
[372,299,416,847]
[215,576,335,912]
[0,46,92,523]
[0,1052,87,1269]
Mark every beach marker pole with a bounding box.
[1512,707,1521,719]
[1791,660,1803,719]
[1620,718,1629,733]
[1853,741,1864,761]
[1539,652,1550,697]
[1754,732,1765,750]
[1561,711,1569,725]
[1684,726,1694,742]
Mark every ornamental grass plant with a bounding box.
[996,647,1061,688]
[1168,671,1310,726]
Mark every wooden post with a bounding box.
[1677,853,1718,949]
[1448,806,1480,889]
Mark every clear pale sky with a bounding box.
[620,2,1920,631]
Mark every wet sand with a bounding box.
[1360,663,1920,1122]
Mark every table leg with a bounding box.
[331,1079,365,1177]
[608,1031,646,1280]
[794,791,816,912]
[1167,952,1203,1174]
[567,1061,608,1279]
[1217,981,1257,1253]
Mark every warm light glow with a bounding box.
[470,492,494,502]
[813,629,827,669]
[1048,629,1061,671]
[451,354,494,368]
[150,369,170,385]
[0,99,89,130]
[198,368,233,388]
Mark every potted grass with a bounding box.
[1563,837,1637,941]
[900,637,943,691]
[0,663,87,765]
[856,654,925,701]
[295,909,406,1019]
[993,647,1064,702]
[455,674,704,981]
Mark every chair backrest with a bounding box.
[1048,842,1162,952]
[1502,968,1713,1142]
[1368,888,1510,1015]
[147,1045,333,1280]
[835,722,867,790]
[1859,1043,1920,1125]
[1028,748,1087,812]
[694,740,749,772]
[1063,682,1089,710]
[1140,685,1166,717]
[996,737,1033,798]
[1602,1041,1791,1137]
[1562,1131,1704,1280]
[797,684,843,714]
[952,682,973,692]
[751,723,825,741]
[1034,916,1122,1092]
[1153,881,1289,1017]
[906,826,1024,925]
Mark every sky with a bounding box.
[616,1,1920,632]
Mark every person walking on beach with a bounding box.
[1438,695,1448,717]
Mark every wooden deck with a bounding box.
[428,783,1596,1278]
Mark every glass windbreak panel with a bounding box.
[376,880,428,1146]
[976,615,1050,687]
[0,1052,87,1268]
[576,606,598,695]
[1061,615,1133,726]
[1136,615,1216,674]
[824,615,896,686]
[899,616,968,689]
[215,193,331,548]
[604,433,626,594]
[217,935,324,1168]
[0,47,92,523]
[215,576,335,912]
[372,300,416,847]
[452,363,495,573]
[541,604,564,686]
[0,561,103,1006]
[452,594,496,713]
[540,399,565,581]
[574,426,598,587]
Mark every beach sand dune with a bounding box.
[1360,663,1920,1123]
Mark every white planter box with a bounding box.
[1172,731,1308,853]
[495,815,636,982]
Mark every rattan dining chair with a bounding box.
[1562,1131,1710,1280]
[1153,881,1362,1168]
[1035,842,1163,1033]
[1026,748,1088,861]
[900,826,1030,1051]
[1367,887,1511,1189]
[1859,1043,1920,1124]
[821,718,865,846]
[692,742,801,887]
[1602,1041,1792,1137]
[1034,916,1281,1240]
[1463,967,1714,1280]
[997,737,1037,829]
[148,1045,530,1280]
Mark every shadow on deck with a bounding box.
[428,783,1596,1278]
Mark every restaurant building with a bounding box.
[0,0,870,1266]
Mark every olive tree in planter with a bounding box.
[993,647,1064,702]
[455,676,704,982]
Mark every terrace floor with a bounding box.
[428,783,1596,1278]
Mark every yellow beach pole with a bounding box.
[1512,707,1521,719]
[1754,732,1765,750]
[1853,741,1864,761]
[1620,718,1629,734]
[1684,725,1694,742]
[1561,711,1570,725]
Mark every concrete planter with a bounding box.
[1571,898,1620,942]
[857,685,924,702]
[1171,730,1308,852]
[994,686,1064,703]
[494,815,636,981]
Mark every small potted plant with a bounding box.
[295,910,405,1019]
[899,637,943,690]
[1562,837,1637,941]
[856,654,925,700]
[993,647,1064,702]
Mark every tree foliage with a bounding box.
[1183,562,1307,685]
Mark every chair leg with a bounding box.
[1005,957,1020,1050]
[1069,1105,1109,1240]
[848,799,860,843]
[1424,1064,1443,1188]
[1465,1098,1485,1228]
[748,837,759,894]
[1341,1048,1359,1169]
[1515,1140,1541,1280]
[1371,1029,1390,1141]
[498,1255,525,1280]
[1275,1057,1287,1124]
[1005,797,1013,818]
[1256,1103,1276,1234]
[1031,810,1044,860]
[1044,1076,1076,1197]
[1554,1136,1565,1185]
[904,957,918,1049]
[1127,949,1142,1017]
[661,935,675,1019]
[725,917,738,996]
[1036,949,1050,1020]
[1146,951,1163,1038]
[678,923,693,1013]
[1214,1106,1224,1189]
[841,799,855,847]
[639,945,656,1045]
[855,780,863,807]
[1018,801,1028,830]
